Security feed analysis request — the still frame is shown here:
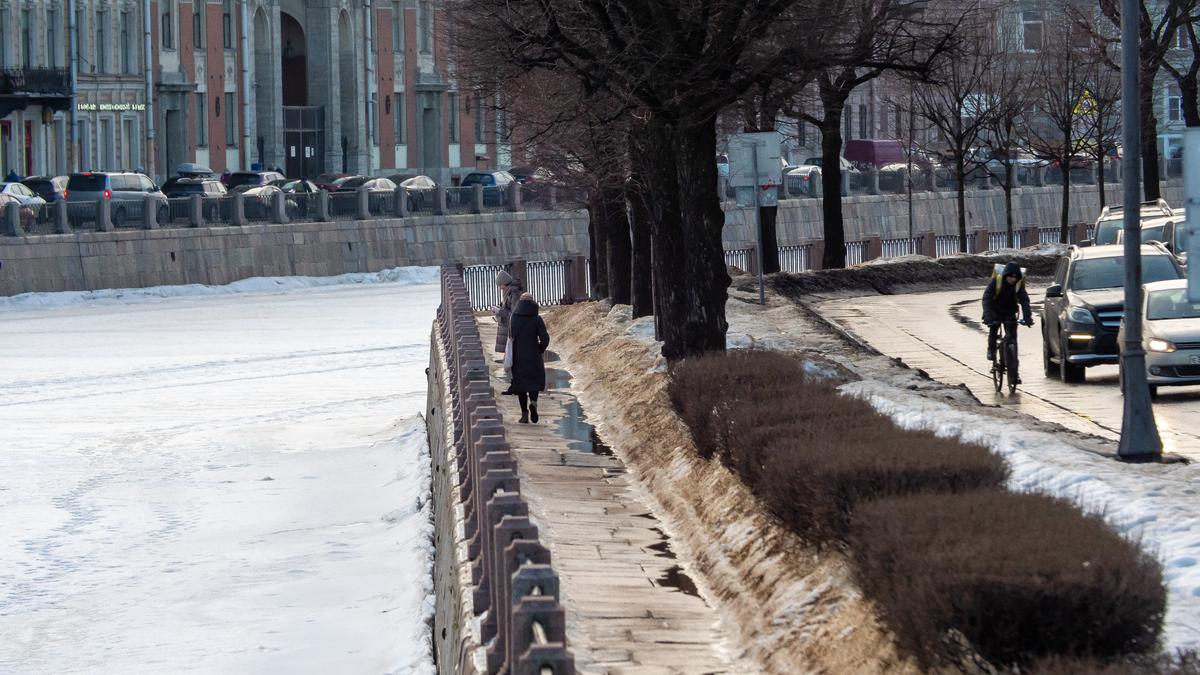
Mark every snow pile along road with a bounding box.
[843,380,1200,654]
[0,269,439,674]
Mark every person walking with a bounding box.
[493,270,523,355]
[508,293,550,423]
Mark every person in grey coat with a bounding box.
[508,293,550,423]
[494,270,523,354]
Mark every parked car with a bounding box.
[0,192,35,229]
[314,173,350,192]
[461,170,516,206]
[280,179,319,194]
[20,176,68,202]
[0,181,48,206]
[509,166,555,185]
[785,165,821,197]
[238,184,296,220]
[398,175,437,211]
[1042,243,1183,382]
[1114,218,1191,270]
[162,177,227,199]
[1118,278,1200,398]
[802,156,864,190]
[1091,199,1174,246]
[226,170,287,192]
[65,171,169,226]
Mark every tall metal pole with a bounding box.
[751,140,766,305]
[1118,0,1163,458]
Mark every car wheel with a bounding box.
[1119,363,1125,394]
[1043,340,1056,377]
[1059,335,1086,383]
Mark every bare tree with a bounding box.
[977,20,1035,248]
[912,8,997,252]
[1079,56,1123,209]
[1163,14,1200,126]
[1022,8,1095,244]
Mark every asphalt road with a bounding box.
[818,285,1200,461]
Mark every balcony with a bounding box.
[0,68,71,97]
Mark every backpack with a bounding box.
[991,263,1026,298]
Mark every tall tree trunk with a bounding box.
[604,186,633,305]
[956,154,967,252]
[820,95,849,270]
[1140,76,1162,201]
[1097,153,1107,211]
[626,180,654,318]
[1004,162,1015,249]
[1182,77,1200,126]
[759,205,780,273]
[642,115,687,356]
[588,194,610,299]
[1060,153,1072,244]
[670,116,730,358]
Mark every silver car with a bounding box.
[1119,279,1200,398]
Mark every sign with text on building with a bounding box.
[76,102,147,112]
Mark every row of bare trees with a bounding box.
[448,0,1200,359]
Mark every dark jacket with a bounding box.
[508,297,550,393]
[982,262,1032,324]
[494,282,523,352]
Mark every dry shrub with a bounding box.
[849,491,1167,670]
[1031,651,1200,675]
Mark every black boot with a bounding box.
[518,410,529,423]
[530,403,539,423]
[987,346,996,362]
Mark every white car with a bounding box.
[0,181,48,206]
[1119,278,1200,398]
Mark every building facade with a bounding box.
[2,0,504,184]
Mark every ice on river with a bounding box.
[0,268,440,674]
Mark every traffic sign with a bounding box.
[727,132,784,189]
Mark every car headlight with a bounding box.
[1148,338,1176,353]
[1068,307,1095,324]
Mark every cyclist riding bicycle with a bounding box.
[982,261,1033,382]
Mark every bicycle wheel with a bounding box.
[1008,338,1017,391]
[992,356,1003,392]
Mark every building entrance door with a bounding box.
[283,106,324,179]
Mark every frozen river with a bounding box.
[0,269,440,674]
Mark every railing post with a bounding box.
[317,190,331,222]
[972,228,988,254]
[272,190,288,224]
[472,184,485,214]
[865,235,882,261]
[54,200,69,234]
[97,198,112,232]
[189,195,204,227]
[547,185,558,209]
[435,184,448,215]
[807,239,825,270]
[840,170,850,196]
[395,186,409,217]
[143,195,158,229]
[231,193,247,226]
[869,168,880,195]
[3,202,22,236]
[1035,165,1046,187]
[356,186,370,220]
[928,167,938,192]
[919,231,937,258]
[507,182,523,212]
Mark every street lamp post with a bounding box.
[1117,0,1163,458]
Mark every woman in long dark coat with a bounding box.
[493,270,524,354]
[508,293,550,423]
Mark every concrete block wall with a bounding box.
[723,182,1185,249]
[0,209,590,296]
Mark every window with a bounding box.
[194,6,205,48]
[894,104,903,138]
[99,118,115,170]
[162,1,174,49]
[121,11,134,73]
[96,9,109,73]
[21,9,32,67]
[859,103,867,138]
[122,118,137,169]
[77,119,91,170]
[77,6,89,74]
[370,93,378,145]
[395,92,406,144]
[47,9,59,68]
[1021,10,1043,52]
[474,91,485,141]
[196,93,207,147]
[844,106,853,140]
[393,2,404,52]
[419,0,432,53]
[1169,94,1183,123]
[223,0,233,49]
[225,93,236,145]
[796,120,806,146]
[448,92,459,143]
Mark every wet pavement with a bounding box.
[819,287,1200,461]
[478,322,745,674]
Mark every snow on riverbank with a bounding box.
[842,379,1200,654]
[0,271,438,673]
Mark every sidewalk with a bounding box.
[478,317,749,675]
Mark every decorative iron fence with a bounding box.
[881,237,919,258]
[526,259,571,306]
[934,235,961,257]
[724,248,752,272]
[463,263,509,311]
[779,244,812,273]
[329,191,358,219]
[846,240,868,266]
[109,199,146,229]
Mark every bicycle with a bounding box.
[990,318,1034,395]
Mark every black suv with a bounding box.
[1042,243,1183,382]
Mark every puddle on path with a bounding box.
[556,398,615,456]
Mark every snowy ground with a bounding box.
[0,268,439,674]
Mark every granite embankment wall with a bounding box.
[722,182,1185,249]
[0,209,590,296]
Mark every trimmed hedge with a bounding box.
[667,350,1167,670]
[850,492,1166,669]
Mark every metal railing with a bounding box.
[406,189,436,215]
[163,198,192,227]
[66,201,99,230]
[779,244,812,273]
[368,191,395,218]
[526,259,571,306]
[289,193,319,221]
[446,186,476,214]
[934,235,962,257]
[846,240,868,266]
[724,248,752,272]
[1039,227,1063,245]
[18,202,56,235]
[988,231,1012,250]
[437,266,576,675]
[109,199,146,229]
[881,237,918,258]
[463,263,509,311]
[329,191,359,219]
[243,195,275,224]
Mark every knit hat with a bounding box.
[496,270,513,285]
